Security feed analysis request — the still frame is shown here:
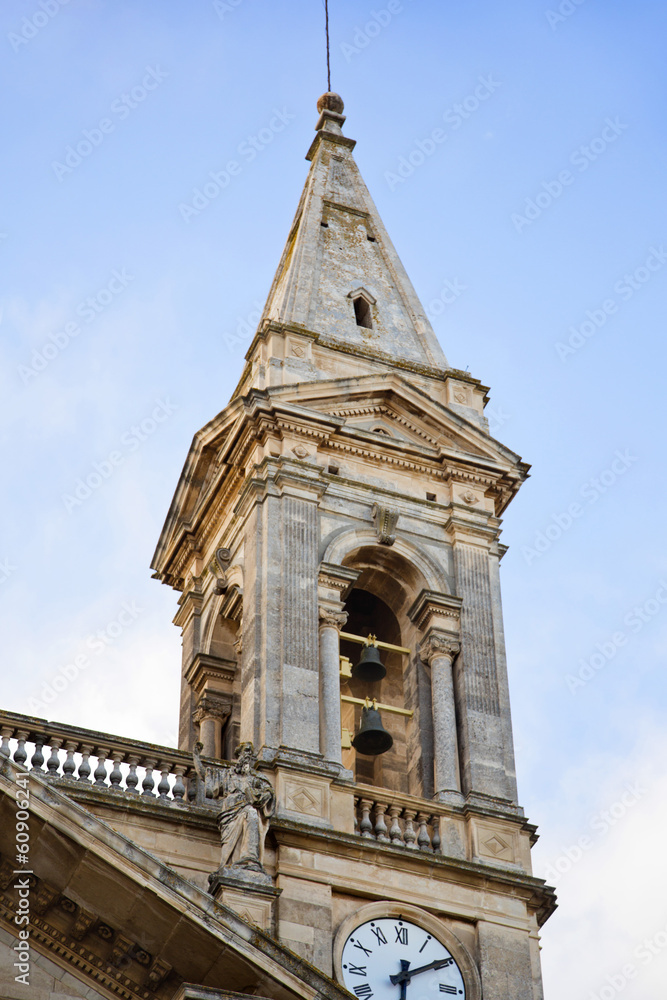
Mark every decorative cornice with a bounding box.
[156,373,526,590]
[184,652,237,690]
[0,864,171,1000]
[315,334,447,382]
[219,583,243,623]
[269,820,557,926]
[325,439,448,479]
[328,403,439,446]
[317,563,360,598]
[408,590,463,633]
[444,512,502,547]
[173,587,204,629]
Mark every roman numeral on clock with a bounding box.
[354,985,373,998]
[353,941,373,957]
[347,965,367,976]
[439,986,457,994]
[371,926,387,946]
[395,926,408,944]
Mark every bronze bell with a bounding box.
[352,705,393,756]
[352,643,386,683]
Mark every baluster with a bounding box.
[78,745,92,783]
[0,727,12,758]
[62,741,77,780]
[431,815,441,854]
[388,804,403,845]
[31,737,45,772]
[374,802,389,842]
[359,798,374,838]
[157,762,171,801]
[172,765,186,803]
[13,731,28,767]
[109,756,123,790]
[417,812,432,852]
[94,749,109,787]
[126,756,139,794]
[353,797,360,834]
[403,810,417,849]
[142,759,156,797]
[46,739,62,778]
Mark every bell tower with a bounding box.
[152,93,554,1000]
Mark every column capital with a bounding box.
[318,605,348,630]
[419,631,461,666]
[193,692,232,724]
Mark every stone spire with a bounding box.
[236,94,448,395]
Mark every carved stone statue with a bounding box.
[193,740,275,884]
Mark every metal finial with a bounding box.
[325,0,331,91]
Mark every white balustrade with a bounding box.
[0,710,220,806]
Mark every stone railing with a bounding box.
[354,793,445,852]
[0,709,219,805]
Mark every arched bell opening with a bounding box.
[337,544,436,797]
[340,588,407,791]
[189,596,242,761]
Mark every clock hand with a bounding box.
[396,960,410,1000]
[390,958,452,985]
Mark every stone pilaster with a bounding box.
[477,920,538,1000]
[238,462,324,756]
[488,544,519,804]
[173,584,204,752]
[447,517,518,806]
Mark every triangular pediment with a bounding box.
[152,372,528,586]
[267,374,517,467]
[0,763,352,1000]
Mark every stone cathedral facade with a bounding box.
[0,94,554,1000]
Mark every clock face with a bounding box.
[340,917,465,1000]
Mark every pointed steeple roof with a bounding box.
[255,93,449,373]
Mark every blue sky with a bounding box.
[2,1,667,996]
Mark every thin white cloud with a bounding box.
[534,728,667,998]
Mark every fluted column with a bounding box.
[420,631,462,804]
[318,606,348,765]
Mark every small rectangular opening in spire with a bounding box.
[353,297,372,329]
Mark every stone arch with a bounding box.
[201,562,243,655]
[322,526,449,603]
[323,528,449,797]
[193,568,244,760]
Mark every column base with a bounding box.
[434,789,465,808]
[259,744,352,781]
